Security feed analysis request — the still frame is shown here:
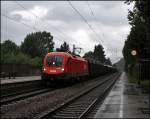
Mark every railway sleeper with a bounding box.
[53,112,83,118]
[60,103,92,109]
[53,115,80,118]
[58,109,86,113]
[43,73,119,119]
[67,105,90,108]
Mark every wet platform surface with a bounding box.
[94,72,149,118]
[1,76,40,84]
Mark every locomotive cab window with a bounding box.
[47,56,63,67]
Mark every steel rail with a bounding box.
[1,87,45,99]
[1,80,42,98]
[79,73,120,118]
[1,88,54,105]
[38,73,120,119]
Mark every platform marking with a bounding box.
[119,73,124,118]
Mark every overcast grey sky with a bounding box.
[1,1,133,63]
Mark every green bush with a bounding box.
[1,39,44,67]
[29,57,43,67]
[1,53,17,64]
[15,52,31,64]
[1,52,30,64]
[141,80,150,94]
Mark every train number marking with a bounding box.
[50,70,56,72]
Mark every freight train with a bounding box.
[41,52,117,85]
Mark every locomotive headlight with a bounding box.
[43,68,46,71]
[61,68,64,72]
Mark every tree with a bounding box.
[83,51,94,59]
[56,41,70,52]
[123,0,150,72]
[83,44,108,63]
[93,44,106,63]
[105,58,112,66]
[21,31,54,58]
[1,40,19,55]
[1,40,20,63]
[29,57,42,66]
[125,0,150,22]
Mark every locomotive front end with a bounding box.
[43,55,64,74]
[41,52,67,84]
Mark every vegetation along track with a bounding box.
[39,73,120,119]
[1,88,54,105]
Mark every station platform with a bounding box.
[94,72,149,118]
[0,76,41,84]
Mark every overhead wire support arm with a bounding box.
[72,44,83,55]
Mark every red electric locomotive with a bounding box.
[41,52,89,84]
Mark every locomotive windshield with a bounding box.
[47,55,63,67]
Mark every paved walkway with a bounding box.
[94,72,149,118]
[1,76,41,84]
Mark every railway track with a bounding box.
[1,88,54,105]
[39,73,120,119]
[1,80,42,98]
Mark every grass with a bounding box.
[140,80,150,94]
[127,73,138,84]
[127,73,150,94]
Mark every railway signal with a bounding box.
[131,50,137,56]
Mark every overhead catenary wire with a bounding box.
[16,1,85,46]
[14,1,38,29]
[14,1,67,42]
[14,1,70,49]
[2,12,65,46]
[1,13,39,31]
[14,1,83,47]
[68,1,120,61]
[86,1,117,58]
[3,2,120,59]
[2,12,78,54]
[68,0,104,46]
[86,1,104,39]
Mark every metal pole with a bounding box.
[138,62,141,86]
[73,44,75,55]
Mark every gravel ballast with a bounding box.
[1,74,117,119]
